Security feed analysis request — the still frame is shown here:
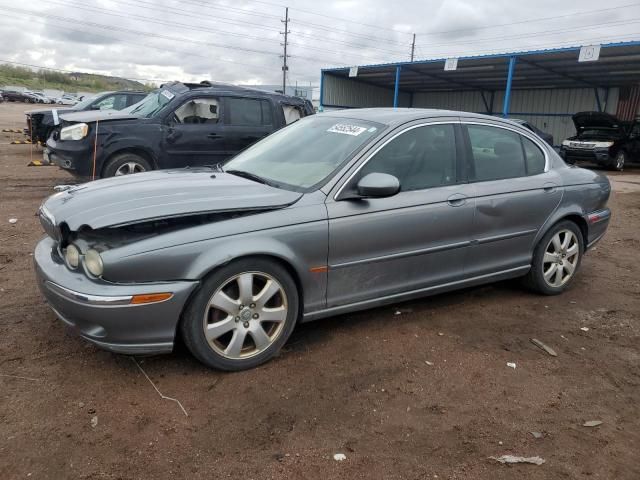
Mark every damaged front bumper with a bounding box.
[46,136,96,176]
[34,236,198,355]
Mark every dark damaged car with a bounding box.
[45,81,314,178]
[560,111,640,171]
[26,90,147,145]
[34,109,611,371]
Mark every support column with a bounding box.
[594,88,603,112]
[502,56,517,118]
[393,66,401,108]
[319,71,324,112]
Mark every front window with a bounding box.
[127,89,174,118]
[224,115,382,191]
[173,98,219,124]
[73,93,102,110]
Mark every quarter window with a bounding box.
[227,97,272,126]
[358,124,457,191]
[173,98,219,124]
[522,136,546,175]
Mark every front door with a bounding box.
[326,122,475,307]
[162,96,228,168]
[223,97,274,158]
[461,122,563,277]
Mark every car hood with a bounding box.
[572,111,623,131]
[25,107,75,116]
[58,110,139,123]
[40,170,302,231]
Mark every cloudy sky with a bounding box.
[0,0,638,86]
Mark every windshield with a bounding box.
[127,89,173,118]
[224,115,383,191]
[73,93,103,110]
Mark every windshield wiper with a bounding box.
[225,169,274,186]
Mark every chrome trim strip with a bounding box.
[334,120,461,200]
[45,281,132,306]
[475,228,538,245]
[460,120,551,173]
[303,265,530,320]
[330,240,471,269]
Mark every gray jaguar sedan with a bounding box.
[34,109,611,371]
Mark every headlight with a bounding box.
[60,123,88,141]
[65,244,80,269]
[561,140,571,146]
[593,141,614,148]
[84,249,104,277]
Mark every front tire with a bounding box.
[180,258,300,371]
[102,152,152,178]
[610,151,625,171]
[524,220,584,295]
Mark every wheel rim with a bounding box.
[203,271,288,360]
[542,229,579,288]
[616,152,625,170]
[114,161,146,176]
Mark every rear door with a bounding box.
[162,95,228,167]
[223,96,274,157]
[462,121,563,277]
[326,120,476,307]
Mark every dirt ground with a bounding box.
[0,101,639,480]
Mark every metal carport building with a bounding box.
[319,41,640,145]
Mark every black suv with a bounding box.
[559,111,640,171]
[45,82,314,178]
[26,90,147,145]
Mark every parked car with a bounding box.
[34,108,611,371]
[44,81,314,178]
[510,118,554,146]
[26,90,147,145]
[559,111,639,171]
[56,94,78,105]
[25,91,55,104]
[3,90,34,102]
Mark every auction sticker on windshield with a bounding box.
[160,90,175,100]
[327,124,368,136]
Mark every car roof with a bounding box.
[162,81,307,103]
[317,108,526,128]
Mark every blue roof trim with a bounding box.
[321,40,640,72]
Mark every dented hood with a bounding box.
[41,169,302,231]
[59,109,140,124]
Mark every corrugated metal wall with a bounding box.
[322,74,410,109]
[322,73,624,145]
[413,88,619,144]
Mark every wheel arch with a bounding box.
[536,212,589,249]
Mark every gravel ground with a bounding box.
[1,102,639,479]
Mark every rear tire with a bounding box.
[523,220,584,295]
[180,258,299,371]
[102,152,152,178]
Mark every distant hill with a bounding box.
[0,64,153,94]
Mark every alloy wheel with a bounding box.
[202,272,288,359]
[114,162,146,176]
[542,229,580,287]
[615,152,625,170]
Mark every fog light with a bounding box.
[65,244,80,269]
[84,249,104,277]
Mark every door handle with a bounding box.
[543,182,557,193]
[207,133,221,139]
[447,193,467,207]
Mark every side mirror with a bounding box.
[356,173,400,198]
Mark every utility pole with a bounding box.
[280,7,290,95]
[410,33,416,62]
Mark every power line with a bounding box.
[415,2,640,36]
[416,17,640,49]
